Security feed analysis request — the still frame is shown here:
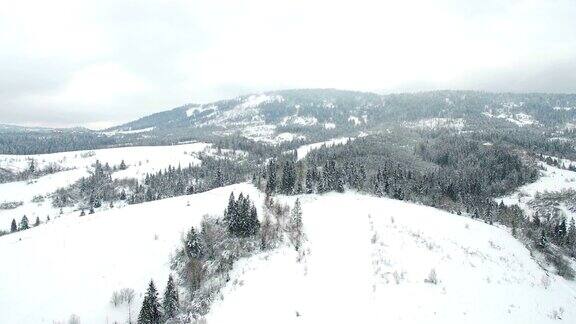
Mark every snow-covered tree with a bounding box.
[10,219,17,232]
[162,275,179,320]
[138,280,162,324]
[19,215,29,230]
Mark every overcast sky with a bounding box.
[1,0,576,128]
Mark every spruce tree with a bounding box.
[34,217,40,227]
[10,219,17,232]
[184,227,203,259]
[19,215,29,230]
[162,275,179,320]
[138,280,162,324]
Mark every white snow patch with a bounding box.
[296,138,352,160]
[348,116,362,126]
[324,122,336,130]
[102,127,154,136]
[406,118,465,130]
[483,111,537,127]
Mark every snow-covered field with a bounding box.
[296,137,353,160]
[0,183,263,324]
[2,181,574,323]
[0,143,212,229]
[498,162,576,218]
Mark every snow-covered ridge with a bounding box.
[102,127,155,136]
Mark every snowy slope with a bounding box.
[207,192,576,323]
[498,162,576,218]
[296,137,353,161]
[0,143,212,229]
[2,183,575,323]
[0,183,262,324]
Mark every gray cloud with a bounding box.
[1,0,575,128]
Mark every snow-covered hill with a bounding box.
[0,143,219,229]
[1,183,575,323]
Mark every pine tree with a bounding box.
[138,280,162,324]
[120,190,127,200]
[120,160,127,170]
[10,219,17,232]
[34,217,40,227]
[289,199,304,251]
[184,227,204,259]
[162,275,179,320]
[19,215,29,230]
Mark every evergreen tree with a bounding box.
[120,190,127,200]
[10,219,17,232]
[138,280,162,324]
[162,275,179,320]
[34,216,40,227]
[280,160,296,194]
[120,160,127,170]
[19,215,29,230]
[184,227,204,259]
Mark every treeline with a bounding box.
[255,135,538,213]
[50,155,254,212]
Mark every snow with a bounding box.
[0,183,263,324]
[0,143,211,228]
[296,137,352,161]
[406,118,465,130]
[236,94,284,110]
[553,106,575,111]
[348,116,362,125]
[2,180,576,323]
[323,122,336,129]
[207,191,576,323]
[280,116,318,127]
[0,142,210,176]
[102,127,155,136]
[482,111,537,127]
[186,104,217,117]
[498,162,576,218]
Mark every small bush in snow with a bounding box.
[425,268,438,285]
[68,314,81,324]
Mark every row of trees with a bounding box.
[137,276,179,324]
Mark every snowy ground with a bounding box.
[2,181,576,323]
[498,162,576,219]
[0,143,212,229]
[296,137,353,160]
[208,191,576,323]
[0,183,262,324]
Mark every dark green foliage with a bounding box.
[10,219,17,232]
[225,193,259,237]
[162,275,179,320]
[138,280,162,324]
[19,215,29,230]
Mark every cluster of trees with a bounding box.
[224,193,259,237]
[169,194,304,319]
[126,156,253,205]
[137,275,179,324]
[256,135,537,215]
[0,159,68,184]
[3,215,42,235]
